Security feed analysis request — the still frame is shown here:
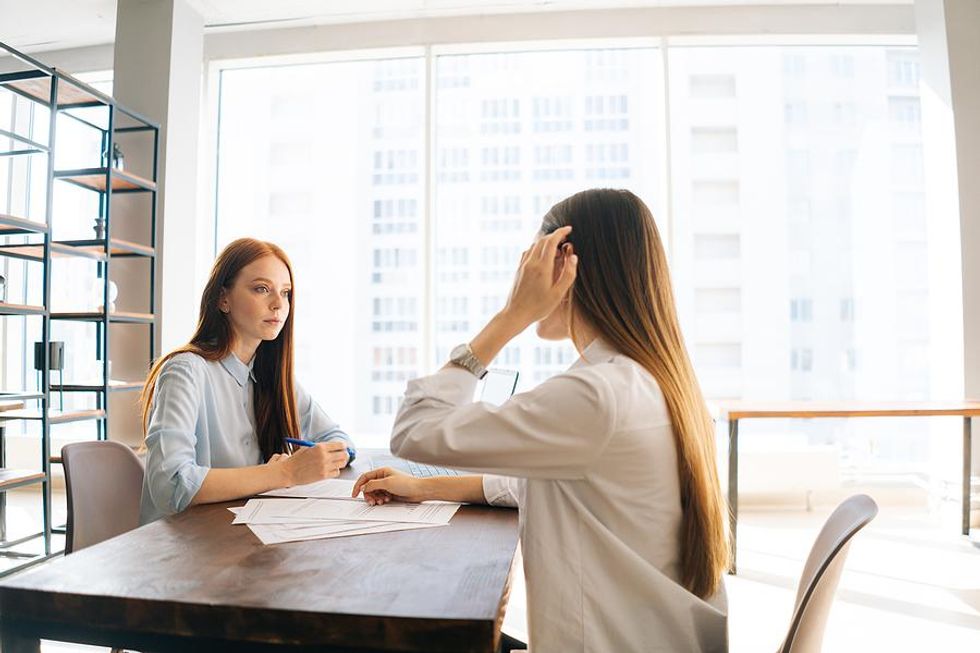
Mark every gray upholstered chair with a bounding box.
[62,441,145,653]
[62,440,144,554]
[778,493,878,653]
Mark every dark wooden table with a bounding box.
[0,454,520,652]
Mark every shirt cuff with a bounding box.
[482,474,521,508]
[172,462,209,513]
[404,366,479,407]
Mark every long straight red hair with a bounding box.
[140,238,300,460]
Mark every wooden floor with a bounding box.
[3,489,978,653]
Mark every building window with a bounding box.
[585,143,629,179]
[532,96,573,132]
[689,74,735,99]
[791,348,814,372]
[694,235,740,260]
[584,95,628,131]
[533,145,573,180]
[790,298,814,322]
[481,98,521,135]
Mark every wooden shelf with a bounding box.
[0,71,106,109]
[0,243,45,262]
[0,213,47,236]
[0,127,48,154]
[54,168,156,193]
[0,391,43,403]
[108,238,155,257]
[51,379,145,393]
[0,469,46,492]
[55,238,155,258]
[0,302,45,317]
[1,239,155,262]
[0,408,106,425]
[0,241,109,263]
[51,311,154,324]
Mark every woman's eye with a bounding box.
[255,286,268,294]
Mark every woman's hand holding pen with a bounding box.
[273,441,349,486]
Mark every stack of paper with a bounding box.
[259,478,362,500]
[231,479,462,545]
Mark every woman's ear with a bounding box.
[218,288,230,314]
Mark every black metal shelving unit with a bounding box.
[0,41,159,576]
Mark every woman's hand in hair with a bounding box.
[503,225,578,328]
[280,441,349,486]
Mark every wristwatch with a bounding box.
[450,343,488,379]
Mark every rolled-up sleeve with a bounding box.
[391,365,618,480]
[297,382,356,455]
[482,474,523,508]
[143,359,209,516]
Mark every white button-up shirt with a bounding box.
[392,339,727,652]
[140,352,354,524]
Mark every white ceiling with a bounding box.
[0,0,911,53]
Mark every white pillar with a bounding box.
[915,0,980,526]
[113,0,204,356]
[109,0,204,443]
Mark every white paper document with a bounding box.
[228,506,446,544]
[259,478,358,500]
[234,497,461,526]
[246,520,445,545]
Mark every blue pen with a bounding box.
[284,437,356,467]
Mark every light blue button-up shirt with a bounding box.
[140,351,355,524]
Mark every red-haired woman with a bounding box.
[139,238,356,523]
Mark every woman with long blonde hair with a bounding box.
[354,189,728,651]
[139,238,356,524]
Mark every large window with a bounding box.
[667,46,939,474]
[215,59,425,443]
[432,48,664,387]
[215,43,956,470]
[216,48,665,446]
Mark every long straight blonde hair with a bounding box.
[542,189,729,598]
[140,238,301,460]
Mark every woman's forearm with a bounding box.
[419,475,488,504]
[190,463,289,506]
[466,310,528,369]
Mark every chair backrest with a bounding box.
[779,494,878,653]
[62,441,145,553]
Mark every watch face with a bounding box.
[450,343,469,360]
